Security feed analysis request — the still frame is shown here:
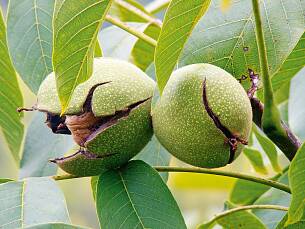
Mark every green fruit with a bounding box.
[35,58,155,176]
[152,64,252,168]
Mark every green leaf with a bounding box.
[52,0,113,113]
[90,176,98,201]
[271,32,305,92]
[155,0,211,92]
[288,67,305,141]
[19,113,75,178]
[230,179,271,206]
[0,178,13,184]
[278,100,289,124]
[179,0,305,87]
[276,214,288,229]
[0,177,70,228]
[91,138,171,199]
[94,40,103,57]
[96,160,186,229]
[0,9,24,164]
[24,223,89,229]
[7,0,54,93]
[253,172,290,229]
[215,209,267,229]
[276,213,305,229]
[243,147,268,175]
[131,23,160,70]
[134,135,171,182]
[275,82,290,105]
[198,202,267,229]
[286,143,305,226]
[253,126,282,173]
[99,23,146,60]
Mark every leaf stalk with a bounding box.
[53,166,291,194]
[105,15,157,47]
[251,0,300,160]
[115,0,162,27]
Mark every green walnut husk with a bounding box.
[153,63,252,168]
[35,58,155,176]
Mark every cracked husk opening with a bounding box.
[202,78,248,163]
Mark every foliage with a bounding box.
[0,8,24,163]
[0,0,305,228]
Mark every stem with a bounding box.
[252,0,273,107]
[53,174,79,181]
[251,0,300,160]
[198,205,288,228]
[155,166,291,193]
[146,0,170,14]
[53,166,291,194]
[115,0,162,27]
[105,15,157,47]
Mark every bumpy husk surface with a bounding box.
[36,58,155,176]
[153,64,252,168]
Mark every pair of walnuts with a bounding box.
[34,58,252,176]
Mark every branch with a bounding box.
[250,95,301,160]
[154,166,290,193]
[105,15,157,47]
[251,0,300,160]
[115,0,162,27]
[53,174,79,181]
[198,204,288,228]
[53,166,291,193]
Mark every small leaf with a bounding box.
[131,23,160,70]
[230,179,271,206]
[286,143,305,226]
[253,126,282,173]
[253,172,290,229]
[272,32,305,92]
[96,160,186,229]
[198,202,267,229]
[278,100,289,124]
[7,0,54,93]
[0,9,24,164]
[24,223,89,229]
[52,0,113,113]
[288,67,305,141]
[216,208,267,229]
[19,112,75,178]
[277,213,305,229]
[275,82,290,106]
[243,147,268,175]
[277,214,305,229]
[155,0,211,92]
[94,40,103,57]
[0,177,70,228]
[90,176,98,201]
[134,135,171,182]
[276,214,288,229]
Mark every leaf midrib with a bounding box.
[33,0,50,76]
[54,0,111,112]
[118,171,145,229]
